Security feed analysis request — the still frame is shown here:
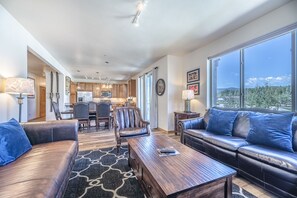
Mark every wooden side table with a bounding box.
[174,112,200,135]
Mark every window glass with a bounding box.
[244,33,292,111]
[212,51,240,108]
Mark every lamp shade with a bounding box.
[182,90,194,100]
[5,78,35,95]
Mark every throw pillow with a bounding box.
[246,112,294,152]
[206,108,238,136]
[0,118,32,166]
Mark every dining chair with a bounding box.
[96,102,111,130]
[73,102,90,131]
[52,101,62,120]
[88,101,97,127]
[113,107,151,153]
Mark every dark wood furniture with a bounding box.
[128,135,236,198]
[114,107,151,153]
[174,112,200,135]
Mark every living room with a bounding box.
[0,0,297,198]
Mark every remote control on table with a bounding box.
[160,148,176,153]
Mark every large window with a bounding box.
[212,51,240,108]
[210,29,296,111]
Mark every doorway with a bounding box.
[27,51,47,122]
[39,86,46,117]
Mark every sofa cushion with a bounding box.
[0,119,32,166]
[238,145,297,173]
[203,135,250,151]
[184,129,214,139]
[246,112,294,152]
[0,140,77,197]
[206,108,238,136]
[119,128,147,137]
[233,111,250,138]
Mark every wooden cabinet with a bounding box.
[174,112,200,135]
[119,84,127,98]
[111,84,119,98]
[128,79,136,97]
[77,82,85,91]
[74,82,127,99]
[70,82,77,94]
[85,83,93,91]
[92,83,101,98]
[70,82,77,104]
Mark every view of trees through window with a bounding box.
[211,30,295,111]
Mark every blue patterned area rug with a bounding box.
[64,146,256,198]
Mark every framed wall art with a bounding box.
[187,82,200,95]
[156,78,166,96]
[65,76,71,95]
[187,68,200,83]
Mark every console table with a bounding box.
[174,112,200,135]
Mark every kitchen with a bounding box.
[69,79,136,110]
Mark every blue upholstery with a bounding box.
[0,118,32,166]
[247,112,294,152]
[206,108,238,136]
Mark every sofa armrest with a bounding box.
[179,117,205,143]
[179,117,204,130]
[21,120,78,145]
[141,120,151,134]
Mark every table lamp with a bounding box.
[5,77,35,122]
[182,90,194,113]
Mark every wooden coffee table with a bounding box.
[128,135,236,198]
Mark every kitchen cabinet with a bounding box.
[74,82,128,98]
[111,84,119,98]
[70,82,77,104]
[77,82,85,91]
[85,83,93,91]
[119,84,127,98]
[70,82,77,94]
[92,83,101,98]
[128,79,136,97]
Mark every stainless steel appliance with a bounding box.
[77,91,93,102]
[101,91,112,98]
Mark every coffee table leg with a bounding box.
[225,176,232,198]
[128,144,131,167]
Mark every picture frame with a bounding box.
[187,68,200,83]
[156,78,166,96]
[187,82,200,95]
[65,76,71,95]
[27,77,35,98]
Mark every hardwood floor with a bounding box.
[78,127,275,197]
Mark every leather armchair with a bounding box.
[113,107,151,152]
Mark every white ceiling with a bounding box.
[0,0,291,82]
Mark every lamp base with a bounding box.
[184,99,191,113]
[17,93,24,122]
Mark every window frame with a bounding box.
[209,25,297,111]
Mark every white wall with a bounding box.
[182,0,297,115]
[167,55,183,131]
[0,4,70,122]
[134,56,169,130]
[134,55,184,131]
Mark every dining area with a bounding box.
[52,101,113,131]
